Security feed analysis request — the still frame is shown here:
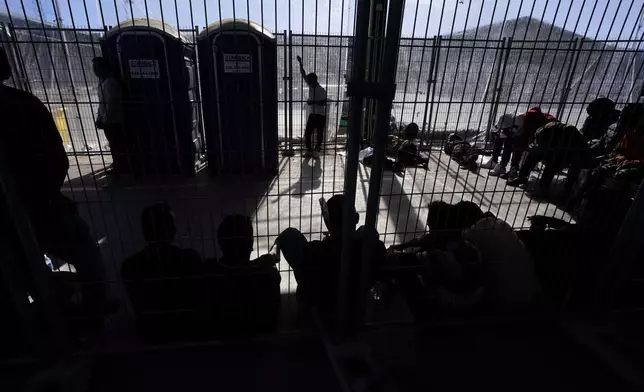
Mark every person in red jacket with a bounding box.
[501,107,556,180]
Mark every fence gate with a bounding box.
[277,32,353,152]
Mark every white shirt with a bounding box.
[495,113,523,138]
[97,77,123,124]
[462,218,541,310]
[308,85,327,116]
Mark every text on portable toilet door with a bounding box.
[128,59,160,79]
[223,53,252,73]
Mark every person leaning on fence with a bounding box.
[92,57,125,175]
[203,215,281,337]
[1,47,106,313]
[277,195,385,330]
[121,203,203,342]
[297,55,327,158]
[482,113,524,177]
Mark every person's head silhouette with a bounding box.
[218,215,254,264]
[452,201,486,230]
[141,203,177,245]
[92,57,113,79]
[402,123,420,140]
[325,194,359,238]
[426,201,452,231]
[306,72,318,86]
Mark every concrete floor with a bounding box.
[62,149,572,300]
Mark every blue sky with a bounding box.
[2,0,643,40]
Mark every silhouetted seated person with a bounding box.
[581,98,620,147]
[121,204,202,342]
[610,104,644,163]
[277,195,385,330]
[461,217,541,311]
[387,201,487,316]
[1,48,105,313]
[388,202,540,316]
[443,134,480,172]
[606,102,644,153]
[389,200,486,253]
[508,122,587,193]
[571,103,644,205]
[385,123,429,169]
[203,215,281,337]
[362,123,428,174]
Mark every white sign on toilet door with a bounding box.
[223,53,252,73]
[128,59,160,79]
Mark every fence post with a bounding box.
[419,35,439,149]
[357,0,404,334]
[336,0,371,339]
[363,0,388,144]
[282,30,294,156]
[288,30,295,154]
[556,38,582,120]
[486,37,512,136]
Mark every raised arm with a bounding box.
[296,55,308,84]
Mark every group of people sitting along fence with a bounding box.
[1,44,643,346]
[481,99,643,203]
[118,196,541,342]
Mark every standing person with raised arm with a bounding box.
[297,55,327,158]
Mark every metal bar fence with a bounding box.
[1,1,644,377]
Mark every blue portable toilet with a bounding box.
[101,19,201,176]
[197,19,278,174]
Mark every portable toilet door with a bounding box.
[102,19,197,177]
[197,19,278,175]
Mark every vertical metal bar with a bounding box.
[336,0,370,337]
[487,38,512,136]
[288,30,294,152]
[419,36,438,149]
[556,38,582,119]
[282,29,293,155]
[364,1,405,229]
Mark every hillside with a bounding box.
[395,17,643,106]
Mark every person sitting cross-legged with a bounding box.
[121,203,203,342]
[203,215,281,337]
